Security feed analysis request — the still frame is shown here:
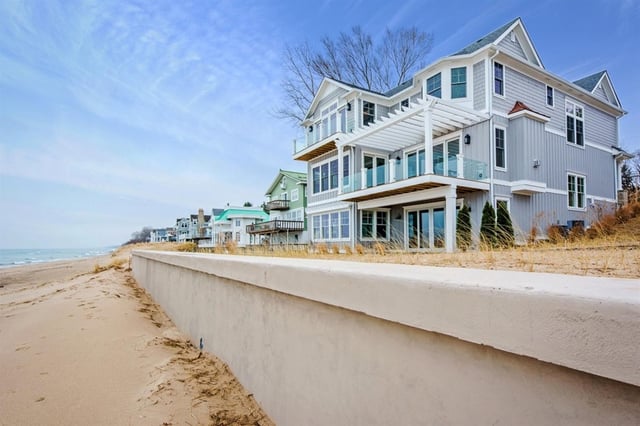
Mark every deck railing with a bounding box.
[246,220,304,234]
[264,199,290,211]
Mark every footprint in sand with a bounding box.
[35,397,45,402]
[15,344,30,352]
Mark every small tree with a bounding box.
[496,202,515,247]
[456,204,472,251]
[621,163,635,191]
[243,201,253,207]
[480,201,497,248]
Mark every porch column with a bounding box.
[423,106,434,174]
[338,146,344,194]
[445,185,457,253]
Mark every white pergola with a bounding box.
[335,97,489,253]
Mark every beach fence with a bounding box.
[131,250,640,426]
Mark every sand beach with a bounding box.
[0,249,273,425]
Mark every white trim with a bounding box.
[544,126,565,138]
[585,140,615,154]
[306,199,352,212]
[508,109,550,123]
[545,85,555,108]
[587,195,616,203]
[356,186,457,210]
[494,125,507,171]
[567,172,587,211]
[545,188,567,196]
[360,208,391,241]
[493,61,506,98]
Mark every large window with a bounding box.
[361,210,389,240]
[495,127,506,169]
[451,67,467,98]
[566,100,584,146]
[320,103,338,139]
[312,210,350,241]
[494,62,504,96]
[427,73,441,98]
[363,101,375,126]
[568,174,586,209]
[312,159,339,194]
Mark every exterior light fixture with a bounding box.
[464,134,471,144]
[347,102,352,111]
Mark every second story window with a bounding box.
[363,101,375,126]
[291,188,299,202]
[427,73,441,98]
[343,154,350,186]
[566,100,584,146]
[546,85,554,107]
[451,67,466,99]
[312,159,339,194]
[494,62,504,96]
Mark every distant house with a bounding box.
[293,17,628,252]
[175,217,191,242]
[211,207,269,247]
[149,227,175,243]
[247,169,309,245]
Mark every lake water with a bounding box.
[0,247,117,268]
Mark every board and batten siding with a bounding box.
[497,34,528,61]
[473,60,485,111]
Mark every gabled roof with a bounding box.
[573,71,606,92]
[451,17,543,68]
[384,79,413,97]
[572,70,622,108]
[214,208,269,222]
[265,169,307,195]
[452,18,520,56]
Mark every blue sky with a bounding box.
[1,0,638,248]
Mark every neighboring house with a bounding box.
[149,227,176,243]
[293,17,627,252]
[247,169,309,245]
[175,217,191,242]
[211,207,269,247]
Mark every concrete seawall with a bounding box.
[132,250,640,425]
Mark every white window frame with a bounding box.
[311,157,339,194]
[567,173,586,211]
[494,126,507,171]
[546,85,554,108]
[493,61,505,97]
[291,188,299,202]
[495,197,510,213]
[451,66,467,99]
[362,152,387,187]
[565,99,585,148]
[426,72,442,98]
[311,210,350,242]
[360,209,390,241]
[362,100,376,126]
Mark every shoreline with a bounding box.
[0,250,273,425]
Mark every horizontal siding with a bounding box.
[592,85,609,103]
[473,60,485,111]
[497,34,527,61]
[308,87,348,122]
[584,104,616,146]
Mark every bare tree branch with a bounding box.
[275,26,434,125]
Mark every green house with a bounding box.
[247,169,308,245]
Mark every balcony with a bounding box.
[340,155,489,202]
[246,220,304,234]
[264,199,290,211]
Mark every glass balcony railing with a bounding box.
[342,155,488,194]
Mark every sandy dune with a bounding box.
[0,254,273,425]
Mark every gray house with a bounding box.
[293,18,627,252]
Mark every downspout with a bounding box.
[488,49,499,204]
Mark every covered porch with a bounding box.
[337,98,489,253]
